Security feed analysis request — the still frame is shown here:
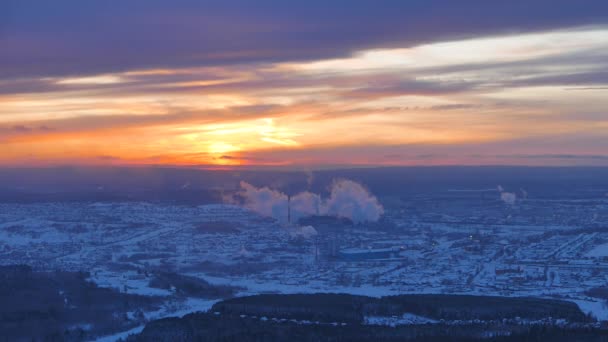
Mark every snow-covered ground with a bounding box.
[365,313,438,326]
[95,297,220,341]
[585,243,608,258]
[2,199,608,341]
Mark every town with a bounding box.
[2,181,608,326]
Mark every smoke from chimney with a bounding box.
[496,184,517,205]
[324,179,384,223]
[236,181,289,222]
[500,192,517,205]
[230,179,384,224]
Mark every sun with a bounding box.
[208,142,240,155]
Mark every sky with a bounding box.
[1,1,608,168]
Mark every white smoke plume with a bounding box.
[238,181,288,222]
[233,179,384,224]
[324,179,384,223]
[291,191,323,218]
[496,184,518,205]
[500,192,517,205]
[304,170,314,188]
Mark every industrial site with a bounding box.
[3,173,608,340]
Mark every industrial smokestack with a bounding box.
[288,194,292,224]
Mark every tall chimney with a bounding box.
[287,194,291,224]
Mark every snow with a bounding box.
[3,198,608,340]
[95,325,144,342]
[585,243,608,258]
[365,313,438,326]
[573,299,608,321]
[94,297,220,341]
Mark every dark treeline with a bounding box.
[148,271,239,298]
[212,293,589,324]
[0,265,162,341]
[127,293,598,342]
[129,311,608,342]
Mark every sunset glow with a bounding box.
[1,2,608,168]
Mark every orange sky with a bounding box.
[2,28,608,168]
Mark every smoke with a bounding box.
[291,191,323,218]
[496,184,517,205]
[500,191,517,205]
[232,179,384,224]
[304,170,314,188]
[324,179,384,223]
[238,181,288,222]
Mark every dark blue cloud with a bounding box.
[1,0,608,79]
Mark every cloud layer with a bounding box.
[1,2,607,166]
[2,1,608,79]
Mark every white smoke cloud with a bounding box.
[323,179,384,223]
[500,192,517,205]
[291,191,323,219]
[496,184,518,205]
[238,181,288,222]
[304,170,314,188]
[233,179,384,224]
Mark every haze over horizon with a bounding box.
[2,1,608,168]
